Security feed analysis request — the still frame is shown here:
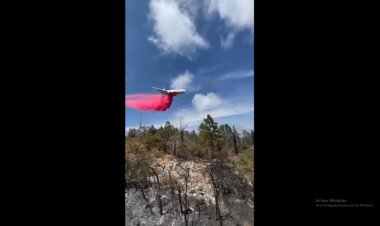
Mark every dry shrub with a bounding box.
[234,146,254,174]
[153,150,165,159]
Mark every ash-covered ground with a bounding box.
[125,156,254,226]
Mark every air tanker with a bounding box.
[153,86,186,96]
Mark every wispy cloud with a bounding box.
[128,100,253,132]
[148,0,209,59]
[218,69,254,80]
[173,92,254,127]
[196,65,219,76]
[220,33,235,49]
[173,103,253,128]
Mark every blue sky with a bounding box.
[126,0,254,132]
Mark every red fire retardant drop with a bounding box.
[125,94,174,112]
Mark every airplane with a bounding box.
[152,86,186,96]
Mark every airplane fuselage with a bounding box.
[153,87,186,96]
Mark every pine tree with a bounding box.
[198,115,221,158]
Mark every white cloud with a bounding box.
[206,0,254,31]
[219,69,254,80]
[148,0,209,58]
[192,92,223,112]
[177,0,203,19]
[170,70,201,92]
[206,0,253,48]
[220,33,235,49]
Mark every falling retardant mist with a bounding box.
[125,94,174,112]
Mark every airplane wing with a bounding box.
[152,87,167,94]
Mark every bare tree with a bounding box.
[179,117,188,151]
[191,199,205,226]
[175,163,191,226]
[150,165,165,215]
[207,161,223,226]
[233,126,238,155]
[166,163,178,215]
[172,139,176,156]
[137,181,154,214]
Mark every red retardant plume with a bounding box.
[125,94,174,112]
